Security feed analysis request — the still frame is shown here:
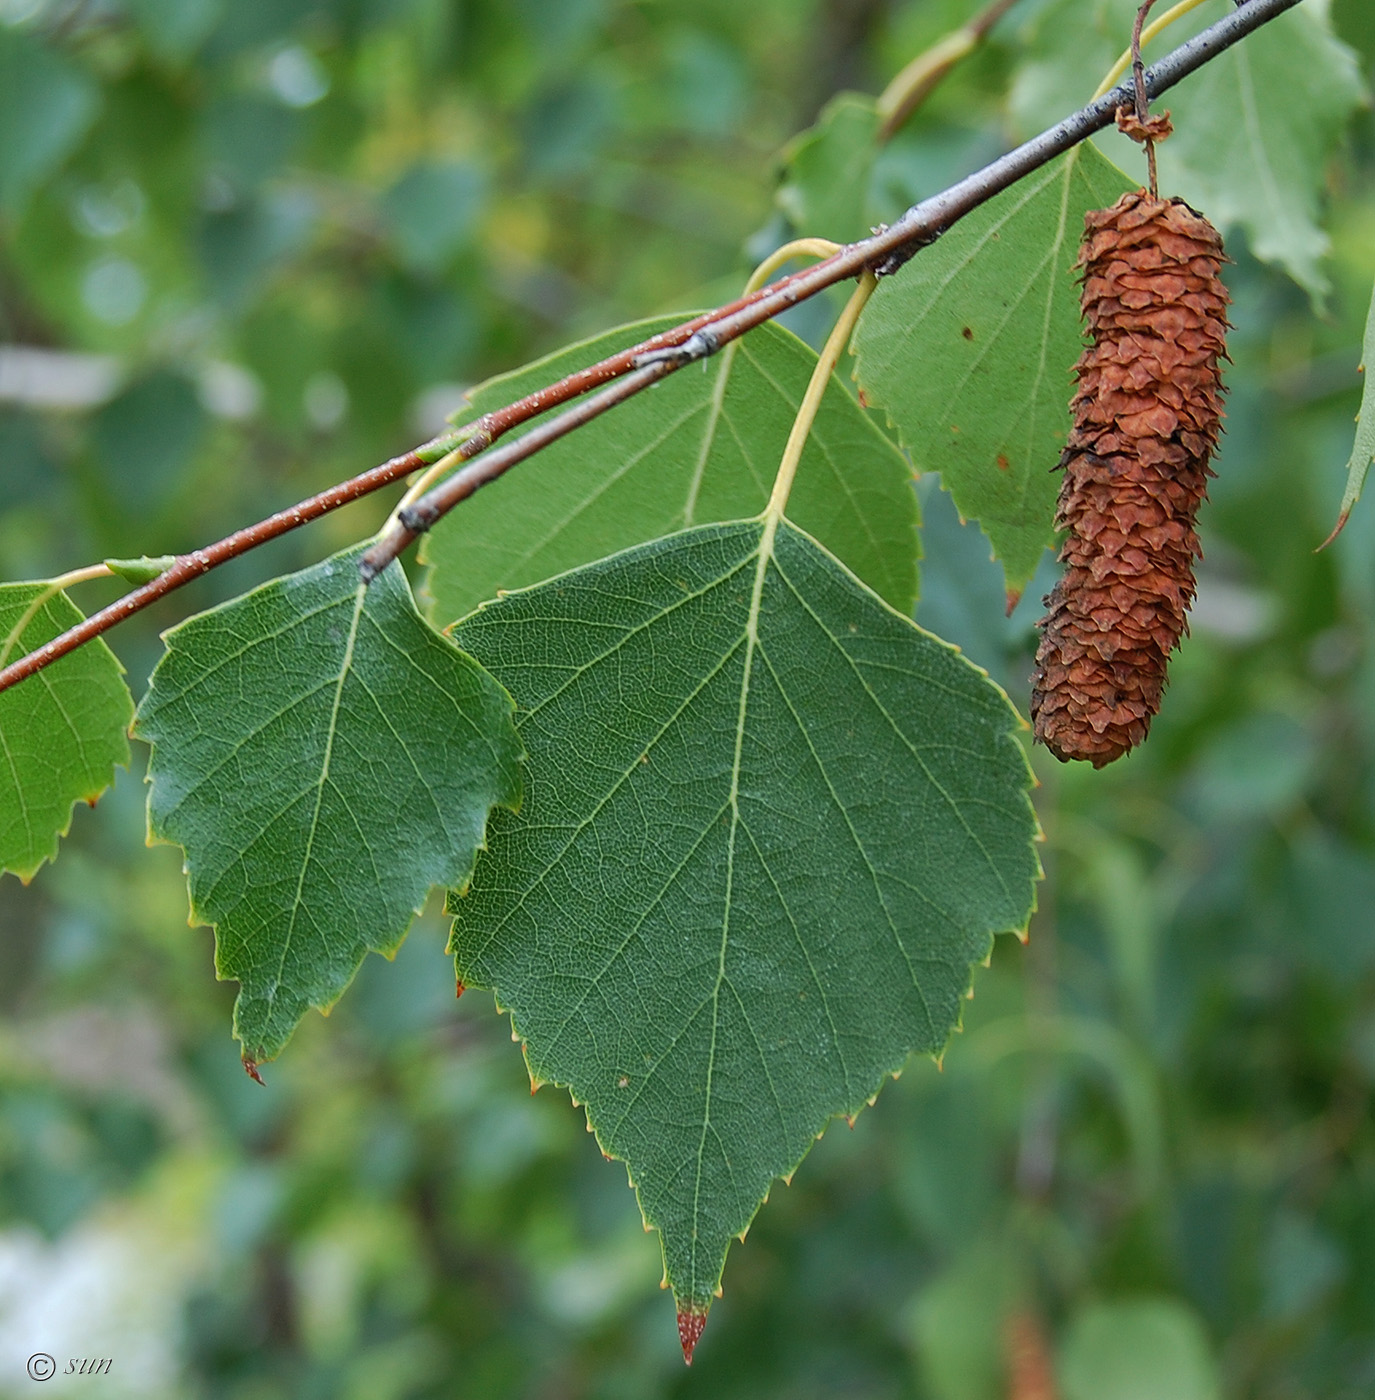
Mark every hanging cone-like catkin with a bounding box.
[1030,189,1228,767]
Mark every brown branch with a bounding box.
[362,359,680,575]
[0,0,1307,698]
[0,435,459,694]
[362,0,1304,574]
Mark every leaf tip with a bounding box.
[677,1305,709,1365]
[1005,587,1023,617]
[242,1055,265,1086]
[1317,509,1350,552]
[455,977,465,999]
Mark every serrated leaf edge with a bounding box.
[0,587,133,883]
[448,513,1042,1314]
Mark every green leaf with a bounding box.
[909,1239,1020,1400]
[1323,277,1375,545]
[775,93,882,245]
[852,142,1133,600]
[133,547,523,1065]
[105,556,176,586]
[125,0,223,62]
[0,585,133,882]
[421,317,918,625]
[383,161,488,274]
[1010,0,1366,303]
[448,518,1039,1338]
[1151,2,1364,305]
[0,27,99,213]
[1059,1299,1220,1400]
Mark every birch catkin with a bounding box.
[1030,189,1228,767]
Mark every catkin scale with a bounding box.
[1030,189,1228,767]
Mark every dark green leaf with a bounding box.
[0,586,132,881]
[852,142,1132,599]
[92,373,206,510]
[449,518,1039,1326]
[133,547,523,1064]
[422,317,918,624]
[383,161,488,274]
[0,28,99,213]
[775,93,881,245]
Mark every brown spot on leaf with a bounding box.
[997,453,1010,471]
[961,326,974,340]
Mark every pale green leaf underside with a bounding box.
[134,546,523,1062]
[1148,1,1364,305]
[851,142,1132,597]
[0,585,132,881]
[448,519,1040,1313]
[1010,0,1365,303]
[1330,278,1375,536]
[421,316,918,626]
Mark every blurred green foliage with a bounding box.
[2,0,1375,1396]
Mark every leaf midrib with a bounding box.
[264,583,365,1018]
[688,512,776,1298]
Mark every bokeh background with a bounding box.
[2,0,1375,1395]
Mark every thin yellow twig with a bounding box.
[765,271,878,522]
[876,0,1022,143]
[1092,0,1212,99]
[744,239,842,295]
[385,446,466,532]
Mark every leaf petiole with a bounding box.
[0,563,113,670]
[743,238,841,295]
[764,270,878,524]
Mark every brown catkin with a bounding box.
[1030,189,1228,767]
